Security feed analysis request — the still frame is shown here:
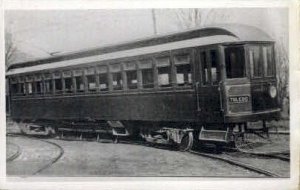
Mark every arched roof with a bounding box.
[205,24,273,42]
[7,24,273,75]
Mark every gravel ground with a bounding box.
[39,139,262,177]
[235,133,289,153]
[222,152,289,177]
[223,134,290,177]
[6,142,19,160]
[7,136,62,176]
[7,136,262,177]
[6,118,290,177]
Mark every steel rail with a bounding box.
[6,133,64,175]
[188,150,281,177]
[6,142,22,162]
[7,133,284,177]
[224,146,290,162]
[117,139,282,177]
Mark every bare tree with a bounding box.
[175,9,231,29]
[275,38,289,117]
[5,30,17,71]
[175,9,207,28]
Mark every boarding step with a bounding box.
[107,121,129,136]
[199,127,232,143]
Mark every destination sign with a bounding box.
[228,96,250,103]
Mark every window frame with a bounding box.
[25,75,34,96]
[62,70,73,94]
[155,53,172,89]
[171,48,193,88]
[224,45,247,80]
[109,63,123,91]
[248,45,263,79]
[74,69,85,93]
[53,72,63,95]
[9,77,19,96]
[138,57,155,90]
[124,61,138,90]
[262,44,276,77]
[34,74,43,95]
[96,64,109,92]
[199,48,220,86]
[43,73,54,95]
[85,67,97,93]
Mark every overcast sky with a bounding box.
[5,8,288,63]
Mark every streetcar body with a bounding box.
[6,24,280,149]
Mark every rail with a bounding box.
[6,133,64,175]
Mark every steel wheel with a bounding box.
[179,132,194,151]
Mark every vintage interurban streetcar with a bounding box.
[6,24,280,151]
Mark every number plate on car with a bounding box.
[228,96,250,103]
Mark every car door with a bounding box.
[196,47,223,123]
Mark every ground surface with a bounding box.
[6,143,19,159]
[223,151,289,177]
[7,136,262,177]
[7,136,62,176]
[6,119,290,177]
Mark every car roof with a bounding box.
[7,24,273,76]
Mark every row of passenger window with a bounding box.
[10,52,193,96]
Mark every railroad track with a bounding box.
[6,142,22,162]
[7,133,285,177]
[233,131,290,162]
[268,153,290,161]
[6,133,64,175]
[224,147,290,162]
[188,150,281,177]
[238,151,290,162]
[117,139,283,177]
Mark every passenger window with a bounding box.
[25,76,34,95]
[44,74,53,94]
[44,80,52,94]
[87,75,96,91]
[124,62,138,89]
[110,64,123,90]
[11,83,18,95]
[54,79,62,93]
[54,73,62,94]
[65,77,73,93]
[112,73,122,90]
[174,53,192,86]
[35,81,43,94]
[140,59,154,89]
[157,56,171,87]
[249,46,262,77]
[63,71,73,93]
[225,47,245,78]
[26,82,33,94]
[17,77,25,95]
[73,70,84,92]
[97,65,108,91]
[99,74,108,91]
[10,77,19,95]
[75,76,84,92]
[86,68,96,92]
[21,83,26,95]
[33,75,43,95]
[210,50,219,85]
[200,51,209,85]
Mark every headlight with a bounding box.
[269,85,277,98]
